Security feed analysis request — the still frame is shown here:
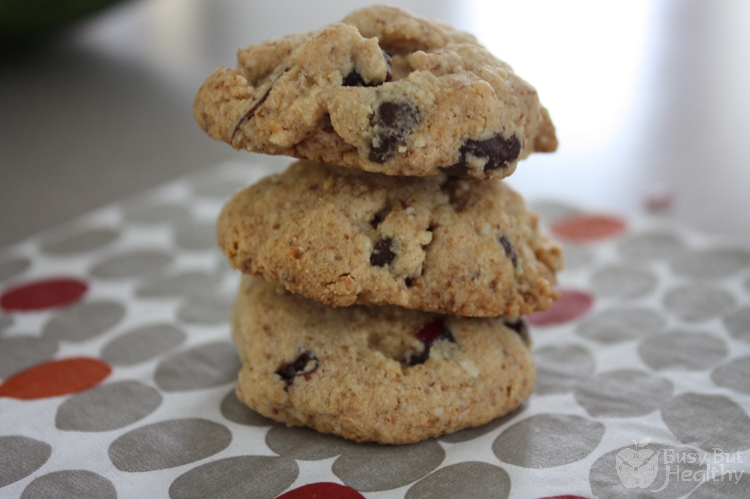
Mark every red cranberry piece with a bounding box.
[408,318,455,366]
[276,351,318,387]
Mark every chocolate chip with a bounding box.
[342,71,367,87]
[498,235,519,269]
[408,318,455,366]
[342,52,392,87]
[504,318,529,344]
[405,277,414,287]
[370,207,389,228]
[442,134,521,176]
[276,351,318,387]
[370,238,396,267]
[368,101,419,163]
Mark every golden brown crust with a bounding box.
[194,5,557,180]
[218,160,563,317]
[232,275,535,444]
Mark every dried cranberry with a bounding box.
[408,318,455,366]
[276,351,318,387]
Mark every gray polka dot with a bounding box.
[123,203,192,225]
[439,404,527,444]
[575,370,673,418]
[135,271,221,299]
[639,330,728,371]
[559,244,595,271]
[192,179,245,199]
[405,462,510,499]
[0,436,51,488]
[590,443,703,499]
[266,425,355,460]
[0,257,30,283]
[724,307,750,344]
[91,250,173,279]
[619,230,685,260]
[493,413,604,468]
[154,342,240,391]
[0,336,58,378]
[664,285,735,322]
[56,381,162,432]
[712,356,750,395]
[528,200,583,223]
[169,456,298,499]
[577,307,666,343]
[590,265,658,299]
[671,248,750,279]
[688,472,750,498]
[220,389,274,426]
[662,393,750,453]
[100,323,185,366]
[21,470,116,499]
[40,228,119,255]
[0,314,11,333]
[534,344,595,395]
[176,294,233,325]
[42,301,125,342]
[174,222,217,251]
[333,440,445,492]
[109,418,232,472]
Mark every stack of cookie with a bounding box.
[194,6,563,444]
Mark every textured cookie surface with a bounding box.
[194,5,557,180]
[218,160,563,317]
[232,275,535,444]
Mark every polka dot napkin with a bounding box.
[1,161,749,499]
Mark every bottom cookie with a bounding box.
[232,276,535,444]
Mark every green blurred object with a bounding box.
[0,0,125,42]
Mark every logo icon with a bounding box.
[616,437,660,489]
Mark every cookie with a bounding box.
[218,160,563,317]
[232,275,535,444]
[194,5,557,180]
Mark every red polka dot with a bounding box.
[551,215,626,242]
[0,357,111,400]
[527,289,593,326]
[277,482,365,499]
[1,278,88,312]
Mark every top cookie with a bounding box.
[194,5,557,180]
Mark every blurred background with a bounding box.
[1,0,749,247]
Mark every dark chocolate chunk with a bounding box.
[498,235,519,269]
[408,318,455,366]
[370,207,390,228]
[368,101,419,163]
[342,70,367,87]
[405,277,414,287]
[343,52,392,87]
[276,351,318,386]
[370,238,396,266]
[442,134,521,176]
[504,318,530,344]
